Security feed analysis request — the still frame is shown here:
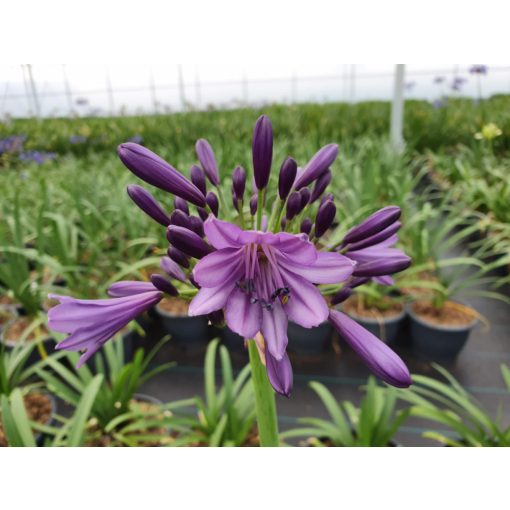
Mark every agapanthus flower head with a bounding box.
[49,115,412,396]
[469,64,488,75]
[451,76,467,91]
[433,76,445,84]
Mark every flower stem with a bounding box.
[247,340,279,447]
[256,189,265,230]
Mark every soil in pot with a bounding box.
[156,298,209,350]
[0,306,17,330]
[0,392,54,447]
[342,296,405,344]
[409,300,478,361]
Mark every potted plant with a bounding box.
[397,364,510,446]
[280,377,410,446]
[0,340,58,446]
[167,339,258,446]
[340,283,406,344]
[37,334,175,446]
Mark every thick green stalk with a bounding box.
[256,189,265,230]
[247,340,279,447]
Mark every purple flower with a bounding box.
[451,76,467,91]
[314,200,336,238]
[432,98,447,109]
[195,139,220,186]
[249,194,258,215]
[206,191,219,217]
[285,192,302,221]
[160,256,187,282]
[232,166,246,203]
[49,288,163,367]
[190,165,207,196]
[329,310,411,387]
[118,143,206,207]
[252,115,273,190]
[300,218,313,235]
[69,135,87,145]
[150,274,178,296]
[167,225,212,259]
[167,246,190,268]
[18,151,56,164]
[189,217,354,361]
[174,197,190,215]
[107,281,156,297]
[278,157,297,200]
[266,350,293,398]
[310,169,332,203]
[127,184,171,226]
[469,65,488,75]
[294,144,338,189]
[342,206,401,245]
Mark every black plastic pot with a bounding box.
[407,304,478,361]
[154,302,209,350]
[220,326,248,357]
[344,307,406,344]
[287,321,333,355]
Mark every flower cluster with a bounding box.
[48,115,412,396]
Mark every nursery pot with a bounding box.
[220,326,248,357]
[407,302,478,361]
[155,299,209,349]
[287,321,333,355]
[343,307,406,344]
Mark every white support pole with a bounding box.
[62,64,73,116]
[26,64,41,119]
[106,69,115,115]
[349,64,356,103]
[242,72,248,104]
[149,70,158,113]
[390,64,406,152]
[177,64,186,111]
[194,71,201,108]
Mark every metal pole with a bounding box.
[106,69,115,115]
[26,64,41,118]
[177,64,186,111]
[195,71,202,108]
[350,64,356,103]
[291,73,297,103]
[149,70,158,113]
[242,72,248,105]
[21,65,33,116]
[62,64,73,116]
[390,64,406,152]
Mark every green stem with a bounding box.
[256,189,265,230]
[247,340,279,447]
[269,199,285,232]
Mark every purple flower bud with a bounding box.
[315,200,336,238]
[150,274,178,296]
[330,287,352,305]
[280,217,287,230]
[252,115,273,190]
[118,143,205,207]
[197,207,209,221]
[300,218,313,235]
[320,192,334,206]
[126,185,171,227]
[294,144,338,189]
[189,274,200,288]
[232,166,246,202]
[350,276,370,289]
[299,188,311,209]
[208,309,225,328]
[190,164,207,196]
[174,197,189,215]
[266,350,293,397]
[343,206,401,245]
[167,246,190,268]
[250,194,258,216]
[160,256,186,282]
[310,169,332,203]
[345,221,401,252]
[232,191,240,212]
[195,139,220,186]
[278,157,297,200]
[353,256,411,277]
[205,191,219,217]
[188,215,205,237]
[167,225,212,259]
[170,209,192,230]
[108,281,156,298]
[286,192,302,221]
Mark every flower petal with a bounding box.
[261,300,288,360]
[204,216,243,249]
[107,281,157,298]
[193,247,244,288]
[328,309,412,388]
[225,287,262,339]
[277,251,354,284]
[265,350,293,397]
[271,233,317,264]
[188,279,236,316]
[278,267,329,327]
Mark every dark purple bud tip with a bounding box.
[320,193,334,206]
[150,274,178,296]
[278,157,297,200]
[315,200,336,238]
[160,256,186,282]
[197,207,209,221]
[167,246,190,269]
[190,165,207,196]
[174,197,189,215]
[343,206,401,245]
[127,184,171,227]
[118,143,205,207]
[206,191,219,217]
[266,350,293,398]
[300,218,313,235]
[252,115,273,190]
[345,221,401,252]
[286,192,302,221]
[195,139,220,186]
[232,166,246,202]
[170,209,192,230]
[167,225,212,259]
[294,144,338,189]
[298,188,311,212]
[353,256,411,277]
[330,287,352,305]
[188,215,205,237]
[310,169,332,203]
[250,194,258,216]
